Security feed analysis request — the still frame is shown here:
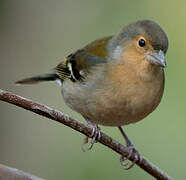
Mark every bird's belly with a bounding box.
[91,91,162,126]
[62,76,164,126]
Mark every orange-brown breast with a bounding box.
[89,55,165,126]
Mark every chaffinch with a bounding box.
[16,20,168,169]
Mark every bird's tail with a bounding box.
[15,73,59,85]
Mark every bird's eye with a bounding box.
[138,39,146,47]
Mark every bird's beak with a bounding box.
[146,50,166,68]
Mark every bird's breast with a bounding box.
[61,64,165,126]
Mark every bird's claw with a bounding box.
[120,145,142,170]
[82,125,101,152]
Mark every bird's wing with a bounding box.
[55,36,113,82]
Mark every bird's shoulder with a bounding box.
[55,36,112,82]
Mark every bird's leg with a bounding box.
[118,126,142,170]
[82,118,101,152]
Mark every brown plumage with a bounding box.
[16,20,169,168]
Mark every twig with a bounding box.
[0,89,174,180]
[0,163,45,180]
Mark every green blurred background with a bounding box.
[0,0,185,179]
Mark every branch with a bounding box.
[0,163,45,180]
[0,89,174,180]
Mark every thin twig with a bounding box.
[0,89,174,180]
[0,163,45,180]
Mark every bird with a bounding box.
[16,20,168,169]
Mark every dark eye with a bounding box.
[138,39,146,47]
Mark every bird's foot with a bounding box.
[118,126,142,169]
[82,123,101,152]
[120,145,142,170]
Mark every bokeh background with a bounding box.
[0,0,185,179]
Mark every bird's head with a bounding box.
[109,20,168,68]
